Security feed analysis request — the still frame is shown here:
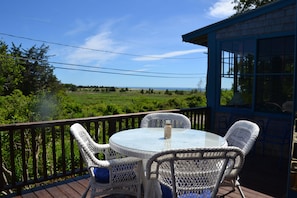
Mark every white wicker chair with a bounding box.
[140,112,191,128]
[146,147,244,198]
[70,123,142,198]
[220,120,260,198]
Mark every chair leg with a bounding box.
[82,183,91,198]
[237,185,245,198]
[219,185,245,198]
[218,188,235,198]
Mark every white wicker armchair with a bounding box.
[70,123,142,198]
[146,147,244,198]
[140,112,191,128]
[220,120,260,198]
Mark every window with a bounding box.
[255,36,294,113]
[219,36,294,114]
[220,39,255,108]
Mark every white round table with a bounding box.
[109,128,227,159]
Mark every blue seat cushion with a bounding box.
[160,183,172,198]
[93,167,109,183]
[160,183,211,198]
[179,193,203,198]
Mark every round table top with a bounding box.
[109,128,227,159]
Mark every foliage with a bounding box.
[0,41,24,96]
[232,0,276,14]
[186,95,207,107]
[0,40,63,96]
[220,89,233,105]
[0,89,82,124]
[0,89,32,124]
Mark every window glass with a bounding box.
[255,36,294,113]
[219,36,294,114]
[220,39,254,108]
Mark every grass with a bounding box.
[67,88,205,117]
[68,89,190,106]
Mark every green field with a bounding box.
[67,88,206,117]
[0,87,207,124]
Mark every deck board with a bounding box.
[33,188,54,198]
[56,182,82,198]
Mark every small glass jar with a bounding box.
[164,120,172,139]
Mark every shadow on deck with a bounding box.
[240,153,289,198]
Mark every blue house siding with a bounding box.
[182,0,296,45]
[216,4,295,39]
[182,1,297,196]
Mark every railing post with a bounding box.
[204,107,211,131]
[108,118,117,137]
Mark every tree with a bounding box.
[232,0,276,14]
[0,41,24,96]
[10,43,63,95]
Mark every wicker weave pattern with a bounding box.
[70,123,142,198]
[221,120,260,198]
[146,147,244,198]
[225,120,260,155]
[140,113,191,128]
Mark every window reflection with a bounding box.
[220,39,254,108]
[256,36,294,113]
[219,36,294,114]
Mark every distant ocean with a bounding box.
[126,87,204,91]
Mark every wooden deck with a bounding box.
[7,153,289,198]
[8,175,273,198]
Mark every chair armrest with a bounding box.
[91,143,126,159]
[88,151,142,169]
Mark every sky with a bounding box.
[0,0,236,89]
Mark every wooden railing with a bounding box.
[0,107,210,196]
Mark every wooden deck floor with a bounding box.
[7,154,289,198]
[9,175,273,198]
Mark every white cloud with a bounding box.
[66,31,126,64]
[208,0,236,19]
[133,49,206,61]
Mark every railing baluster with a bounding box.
[41,127,47,180]
[60,125,66,175]
[52,126,57,177]
[9,129,16,189]
[95,122,99,143]
[21,129,27,184]
[70,127,75,174]
[102,120,107,143]
[31,128,37,182]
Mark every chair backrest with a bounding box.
[140,113,191,128]
[70,123,105,168]
[224,120,259,179]
[146,147,244,198]
[224,120,260,155]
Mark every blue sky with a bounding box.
[0,0,235,89]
